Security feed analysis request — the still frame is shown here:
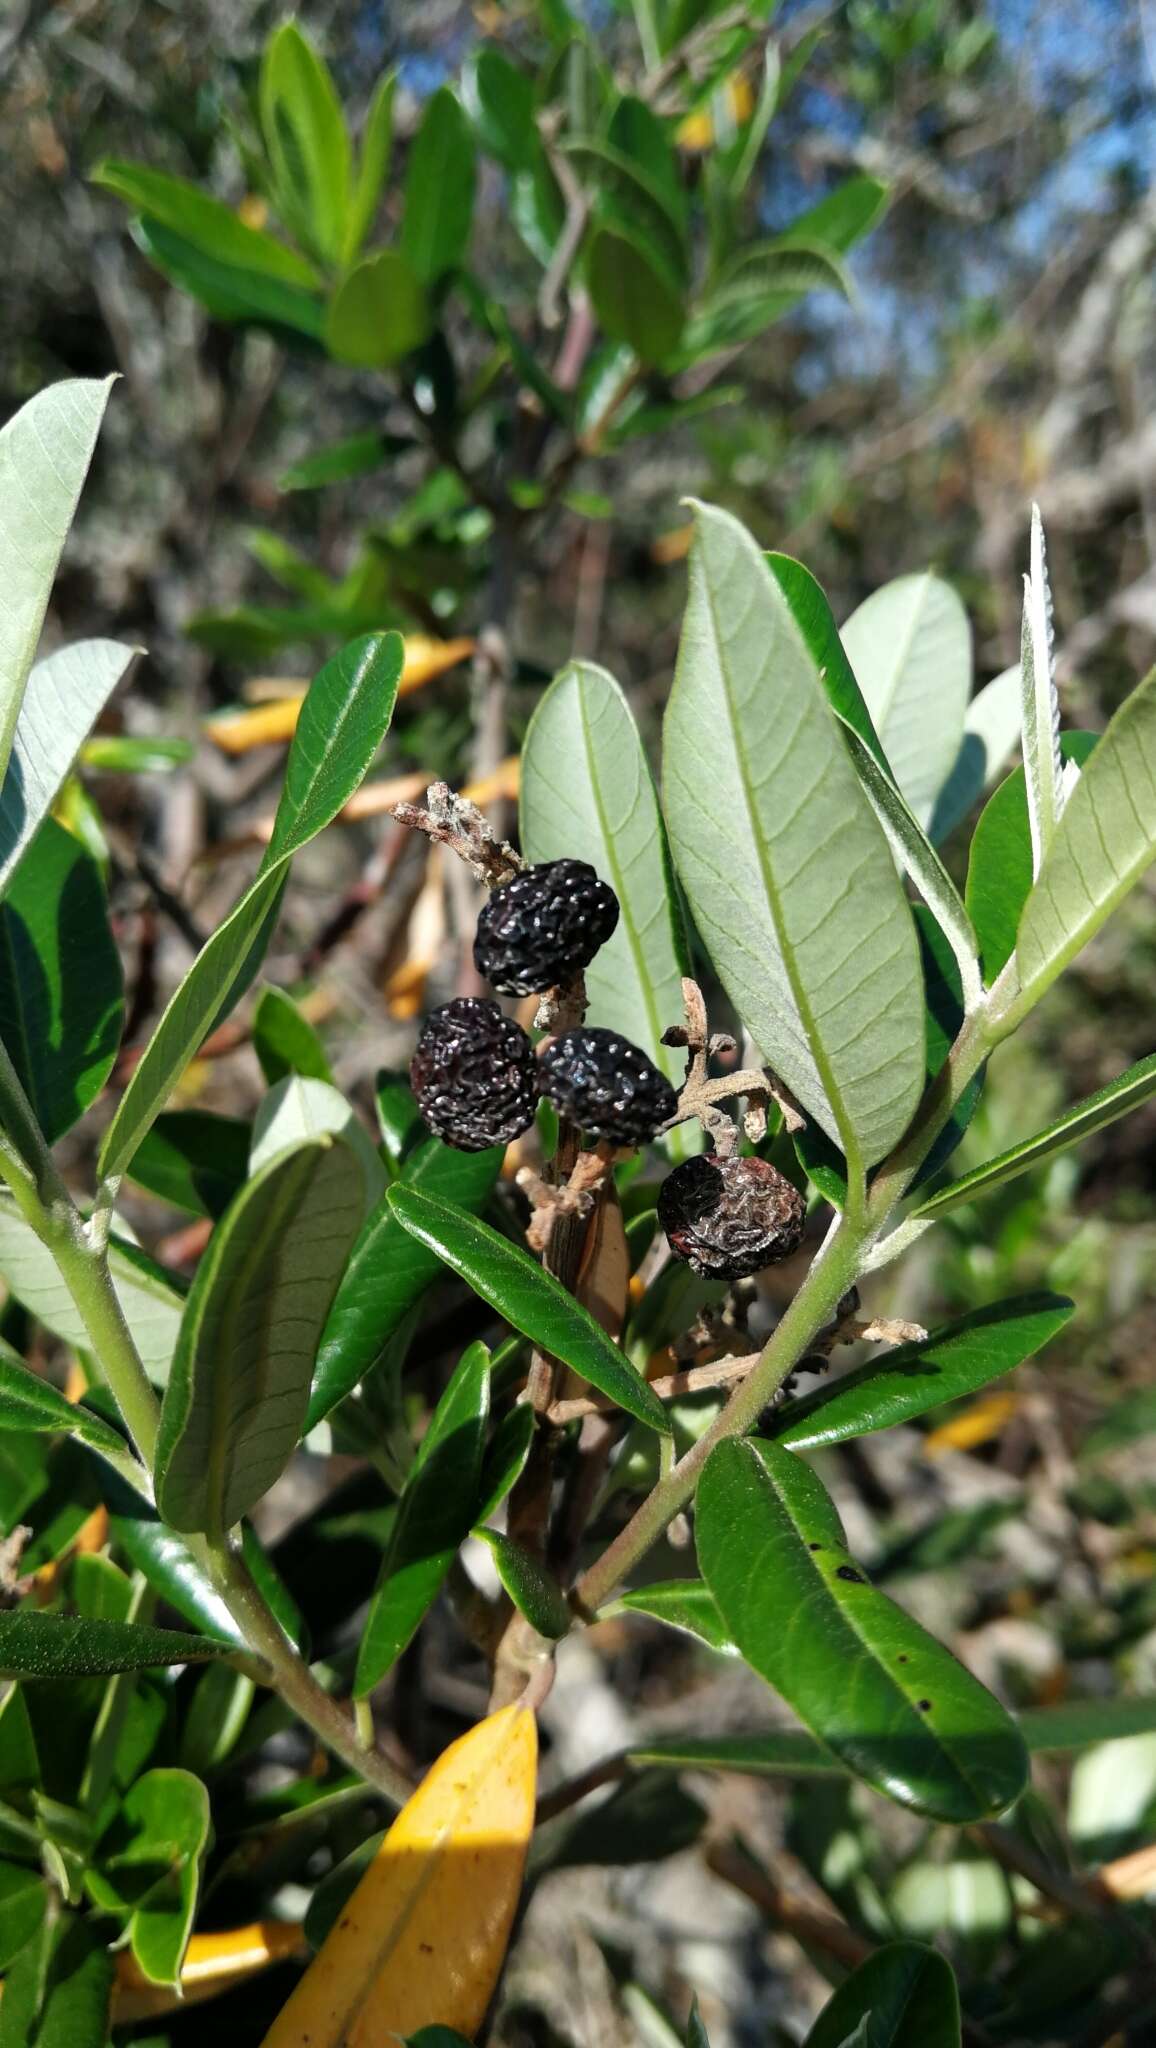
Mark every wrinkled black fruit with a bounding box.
[539,1026,677,1146]
[411,998,539,1152]
[474,859,619,995]
[658,1153,806,1279]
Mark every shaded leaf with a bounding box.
[928,663,1022,845]
[249,1076,385,1213]
[473,1527,569,1639]
[0,1610,231,1679]
[541,1771,705,1872]
[133,219,326,338]
[840,572,971,829]
[0,1200,184,1384]
[587,224,684,364]
[0,1908,113,2048]
[253,987,332,1086]
[802,1942,961,2048]
[88,1768,210,1986]
[93,160,320,286]
[474,1402,535,1524]
[965,733,1097,980]
[0,1345,129,1466]
[401,87,476,282]
[0,639,135,897]
[127,1110,251,1219]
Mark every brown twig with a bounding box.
[663,978,802,1155]
[390,780,521,887]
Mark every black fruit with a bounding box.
[410,998,540,1152]
[474,859,619,995]
[658,1153,806,1279]
[539,1026,677,1146]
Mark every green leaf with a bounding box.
[613,1579,734,1653]
[280,429,404,491]
[474,1402,535,1523]
[133,220,326,339]
[100,1473,245,1650]
[521,662,690,1094]
[841,572,972,829]
[907,908,984,1190]
[127,1110,250,1219]
[388,1186,670,1434]
[92,159,320,286]
[802,1942,961,2048]
[355,1341,489,1695]
[473,1527,570,1639]
[82,734,192,775]
[305,1135,501,1433]
[765,554,889,773]
[259,22,351,267]
[928,663,1022,844]
[696,1439,1029,1821]
[0,817,122,1143]
[464,47,537,168]
[965,733,1096,980]
[772,1295,1074,1450]
[253,987,332,1086]
[324,250,432,369]
[344,71,397,262]
[0,1199,184,1385]
[663,501,924,1183]
[1007,670,1156,1026]
[0,640,135,897]
[1020,505,1062,874]
[155,1138,363,1535]
[99,632,403,1179]
[0,1862,47,1970]
[0,1611,231,1679]
[542,1770,705,1871]
[567,131,687,283]
[401,87,476,283]
[0,1908,113,2048]
[249,1076,386,1214]
[0,379,112,790]
[587,224,684,364]
[914,1056,1156,1220]
[88,1768,209,1987]
[0,1346,129,1465]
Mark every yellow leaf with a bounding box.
[261,1705,537,2046]
[924,1390,1021,1457]
[676,72,756,152]
[114,1922,308,2023]
[205,637,475,754]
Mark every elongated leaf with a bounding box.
[663,502,924,1179]
[388,1186,669,1433]
[696,1439,1028,1820]
[613,1579,735,1653]
[840,572,971,829]
[260,22,351,267]
[0,1863,46,1970]
[1021,505,1062,875]
[772,1295,1073,1449]
[965,733,1097,980]
[0,1346,128,1463]
[0,1908,113,2048]
[0,1610,230,1679]
[134,219,326,337]
[0,639,134,896]
[155,1139,363,1534]
[474,1527,570,1640]
[765,554,888,772]
[306,1136,501,1432]
[521,662,689,1089]
[0,378,112,789]
[249,1076,385,1213]
[401,87,476,282]
[803,1943,961,2048]
[915,1057,1156,1219]
[344,71,397,261]
[474,1402,535,1524]
[92,161,320,286]
[253,987,332,1086]
[128,1110,250,1219]
[0,816,123,1141]
[1007,670,1156,1027]
[100,633,402,1178]
[463,47,537,168]
[0,1200,184,1384]
[97,1470,244,1649]
[324,251,432,369]
[264,1707,536,2045]
[928,663,1022,844]
[88,1768,209,1987]
[355,1343,490,1694]
[587,223,684,363]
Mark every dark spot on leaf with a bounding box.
[808,1542,823,1551]
[420,1941,434,1953]
[918,1699,932,1712]
[898,1655,909,1664]
[835,1564,865,1584]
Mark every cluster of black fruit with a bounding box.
[410,857,806,1282]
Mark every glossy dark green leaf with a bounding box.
[259,22,351,267]
[156,1138,363,1535]
[88,1767,209,1986]
[388,1185,670,1434]
[0,817,122,1142]
[774,1295,1073,1451]
[613,1579,733,1653]
[324,251,432,369]
[0,1862,46,1969]
[0,1908,113,2048]
[100,632,403,1179]
[0,1611,231,1679]
[99,1466,244,1651]
[306,1136,501,1432]
[473,1527,569,1639]
[965,733,1097,980]
[464,47,537,167]
[567,136,687,285]
[253,987,332,1087]
[696,1439,1029,1821]
[401,87,476,282]
[355,1341,490,1695]
[587,224,684,364]
[474,1402,535,1523]
[374,1069,425,1164]
[133,219,326,339]
[628,1728,842,1776]
[542,1771,705,1872]
[0,1348,128,1466]
[178,1658,254,1776]
[127,1110,250,1219]
[804,1942,960,2048]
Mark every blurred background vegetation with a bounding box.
[5,1,1156,2039]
